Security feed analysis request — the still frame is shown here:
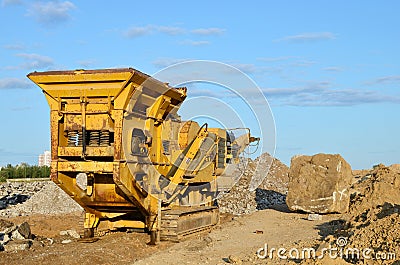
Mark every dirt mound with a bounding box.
[298,164,400,264]
[343,203,400,263]
[310,202,400,264]
[337,164,400,263]
[349,164,400,216]
[217,153,289,215]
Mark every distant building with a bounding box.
[38,151,51,167]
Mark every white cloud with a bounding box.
[182,80,400,106]
[263,84,400,106]
[179,40,210,46]
[124,25,153,38]
[77,59,96,68]
[323,66,343,72]
[369,75,400,84]
[289,60,317,67]
[191,28,225,36]
[152,57,191,68]
[123,25,225,39]
[3,43,26,50]
[6,53,54,70]
[1,0,23,7]
[27,1,75,26]
[257,56,296,62]
[0,77,32,89]
[124,25,185,38]
[157,26,185,35]
[275,32,336,43]
[230,63,258,74]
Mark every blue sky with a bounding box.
[0,0,399,169]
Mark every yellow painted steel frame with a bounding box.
[28,68,186,234]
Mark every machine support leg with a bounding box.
[83,212,99,238]
[148,201,161,245]
[149,230,157,245]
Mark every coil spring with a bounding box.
[99,131,110,146]
[88,131,100,146]
[67,131,83,146]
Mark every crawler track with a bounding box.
[160,206,219,242]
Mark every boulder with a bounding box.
[286,154,353,213]
[17,222,31,239]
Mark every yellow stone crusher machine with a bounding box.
[28,68,258,243]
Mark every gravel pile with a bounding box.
[217,153,289,215]
[0,182,82,217]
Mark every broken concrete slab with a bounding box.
[11,229,26,240]
[60,229,80,239]
[286,153,353,214]
[307,213,322,221]
[0,233,10,245]
[3,239,32,251]
[61,239,72,244]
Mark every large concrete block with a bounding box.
[286,154,353,213]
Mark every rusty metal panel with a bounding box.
[64,104,112,131]
[50,161,58,182]
[57,161,114,172]
[113,110,124,160]
[50,111,60,161]
[58,146,114,157]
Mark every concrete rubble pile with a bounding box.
[255,154,289,210]
[0,181,82,217]
[0,218,82,251]
[0,219,33,251]
[0,182,47,210]
[217,158,258,215]
[286,153,353,214]
[217,153,289,215]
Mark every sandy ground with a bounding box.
[134,206,341,265]
[0,207,342,264]
[0,211,172,265]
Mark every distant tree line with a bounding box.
[0,163,50,182]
